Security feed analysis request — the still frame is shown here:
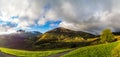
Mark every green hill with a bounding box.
[62,41,120,57]
[38,27,96,42]
[34,27,96,49]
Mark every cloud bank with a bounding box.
[0,0,120,34]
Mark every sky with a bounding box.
[0,0,120,34]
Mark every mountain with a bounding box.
[37,27,96,42]
[34,27,96,49]
[0,31,42,50]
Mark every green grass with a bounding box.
[62,41,120,57]
[0,42,120,57]
[0,47,70,57]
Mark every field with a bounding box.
[62,41,120,57]
[0,41,120,57]
[0,48,70,57]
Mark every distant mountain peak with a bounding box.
[46,27,73,33]
[17,29,25,33]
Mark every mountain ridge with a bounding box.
[39,27,96,40]
[34,27,97,49]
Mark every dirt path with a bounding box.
[45,50,72,57]
[0,52,17,57]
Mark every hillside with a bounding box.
[37,27,96,42]
[0,31,42,50]
[62,41,120,57]
[0,41,120,57]
[34,27,97,49]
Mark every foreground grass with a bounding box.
[0,48,70,57]
[62,41,119,57]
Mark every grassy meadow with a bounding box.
[0,41,120,57]
[62,41,120,57]
[0,47,70,57]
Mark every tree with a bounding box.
[100,29,115,43]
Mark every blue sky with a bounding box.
[0,0,63,34]
[27,20,62,33]
[0,17,62,33]
[0,0,120,34]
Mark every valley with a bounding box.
[0,27,119,57]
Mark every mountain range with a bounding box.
[0,27,120,50]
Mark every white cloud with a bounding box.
[45,10,58,21]
[1,0,120,34]
[38,18,46,25]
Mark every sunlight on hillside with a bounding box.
[62,41,120,57]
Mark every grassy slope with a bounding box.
[62,41,119,57]
[0,41,119,57]
[0,48,70,57]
